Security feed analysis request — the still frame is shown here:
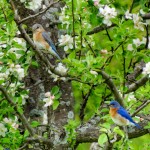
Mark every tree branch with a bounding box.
[125,75,149,94]
[87,23,116,35]
[131,100,150,117]
[142,13,150,19]
[0,85,35,136]
[76,120,149,144]
[97,70,124,106]
[79,85,95,122]
[18,0,60,24]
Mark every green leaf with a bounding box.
[8,52,16,61]
[55,92,61,99]
[24,130,29,138]
[31,121,40,127]
[113,126,125,137]
[98,133,108,146]
[51,86,59,95]
[52,100,59,110]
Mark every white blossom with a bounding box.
[127,44,133,51]
[56,63,67,75]
[10,38,26,59]
[3,117,19,130]
[100,49,108,54]
[90,70,98,76]
[0,43,7,48]
[26,0,42,11]
[133,37,146,47]
[125,10,132,19]
[132,14,144,31]
[51,73,59,82]
[58,35,73,51]
[125,92,136,102]
[93,0,100,7]
[0,123,7,137]
[142,62,150,77]
[99,5,117,26]
[15,65,25,80]
[43,92,55,107]
[59,6,70,28]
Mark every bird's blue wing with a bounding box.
[42,32,61,60]
[118,107,141,128]
[42,32,57,52]
[117,107,135,124]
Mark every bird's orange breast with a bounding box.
[33,31,50,50]
[109,107,118,117]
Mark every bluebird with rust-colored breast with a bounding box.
[109,101,141,128]
[32,24,61,60]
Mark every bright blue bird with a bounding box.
[109,100,141,129]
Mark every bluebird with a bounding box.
[109,100,141,129]
[32,24,61,60]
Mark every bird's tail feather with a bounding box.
[134,122,141,129]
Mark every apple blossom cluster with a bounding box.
[127,37,146,51]
[0,64,25,82]
[99,5,117,26]
[43,92,55,107]
[125,11,144,31]
[0,123,7,137]
[58,34,73,51]
[3,117,19,130]
[0,117,19,137]
[125,92,136,102]
[20,0,42,11]
[47,63,67,82]
[59,6,70,28]
[10,64,25,80]
[142,62,150,77]
[10,38,27,59]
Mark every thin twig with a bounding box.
[79,85,95,121]
[72,0,75,49]
[122,45,126,97]
[84,38,96,57]
[87,23,116,35]
[129,0,135,13]
[18,143,28,150]
[145,25,149,49]
[18,0,60,24]
[79,14,82,60]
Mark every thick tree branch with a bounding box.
[76,120,149,144]
[126,61,145,86]
[97,70,124,106]
[125,75,149,94]
[0,85,35,136]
